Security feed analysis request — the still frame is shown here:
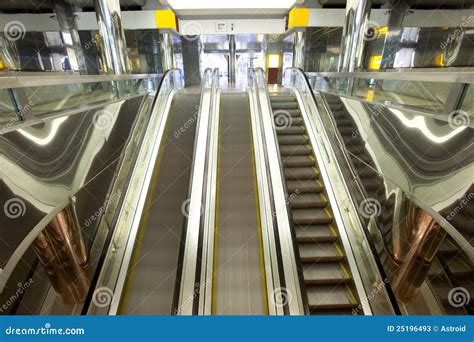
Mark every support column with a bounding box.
[338,0,372,72]
[228,34,236,83]
[292,31,306,69]
[159,32,174,71]
[55,0,87,73]
[94,0,130,74]
[380,0,409,69]
[32,202,90,304]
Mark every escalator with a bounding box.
[118,91,200,315]
[269,91,361,315]
[212,92,266,315]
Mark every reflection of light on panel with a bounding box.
[390,108,466,143]
[268,54,280,68]
[393,48,415,68]
[369,55,381,70]
[18,117,68,146]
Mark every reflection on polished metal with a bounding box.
[380,0,408,70]
[0,91,150,296]
[160,33,174,71]
[94,0,130,74]
[229,35,236,83]
[0,36,20,71]
[54,0,87,73]
[292,31,306,69]
[392,206,446,303]
[32,203,90,304]
[338,0,372,72]
[306,71,474,84]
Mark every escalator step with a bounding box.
[272,102,299,110]
[338,127,356,135]
[284,167,318,180]
[359,178,381,191]
[276,126,306,135]
[287,179,323,193]
[444,257,474,279]
[356,165,377,177]
[283,155,315,167]
[341,136,364,145]
[311,308,355,315]
[334,119,354,127]
[349,155,370,166]
[278,135,308,145]
[295,224,338,242]
[283,109,302,117]
[293,208,332,225]
[270,96,296,102]
[346,144,366,154]
[290,193,328,209]
[303,263,350,285]
[279,144,311,156]
[299,242,343,262]
[284,117,304,126]
[307,285,358,309]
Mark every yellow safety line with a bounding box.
[328,224,338,237]
[118,104,174,314]
[248,107,269,316]
[211,102,222,316]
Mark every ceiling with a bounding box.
[0,0,472,14]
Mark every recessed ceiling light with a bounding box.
[167,0,296,10]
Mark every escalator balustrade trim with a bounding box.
[269,91,362,315]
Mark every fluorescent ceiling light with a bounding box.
[168,0,296,10]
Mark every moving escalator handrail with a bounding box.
[176,68,220,315]
[80,68,184,314]
[250,67,305,315]
[283,67,397,315]
[0,69,182,298]
[288,67,474,263]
